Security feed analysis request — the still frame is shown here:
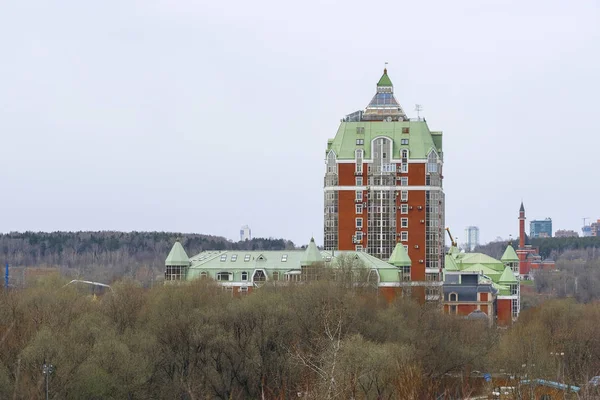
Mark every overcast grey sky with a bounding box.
[1,0,599,246]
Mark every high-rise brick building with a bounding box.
[324,68,445,282]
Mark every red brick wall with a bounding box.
[497,299,512,326]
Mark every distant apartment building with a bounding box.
[464,226,479,251]
[591,220,600,237]
[530,218,552,238]
[323,68,445,284]
[240,225,251,241]
[582,225,593,237]
[554,229,579,238]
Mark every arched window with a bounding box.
[272,271,279,281]
[401,149,409,159]
[355,149,363,173]
[200,272,208,280]
[450,292,458,302]
[327,151,337,174]
[241,271,248,281]
[427,151,438,173]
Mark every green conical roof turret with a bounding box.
[388,242,411,267]
[300,238,323,266]
[377,68,393,87]
[499,266,518,284]
[165,240,190,266]
[501,244,519,262]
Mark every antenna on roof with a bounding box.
[415,104,423,120]
[384,61,388,73]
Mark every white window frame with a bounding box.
[401,218,408,228]
[401,149,409,159]
[400,231,408,242]
[241,271,248,281]
[355,176,363,186]
[355,149,363,173]
[400,177,408,186]
[216,272,232,281]
[355,231,363,241]
[356,190,363,201]
[355,204,363,214]
[401,204,408,214]
[401,191,408,202]
[401,163,408,173]
[355,245,363,252]
[356,218,363,229]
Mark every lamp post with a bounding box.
[42,360,54,400]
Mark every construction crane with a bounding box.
[445,227,457,248]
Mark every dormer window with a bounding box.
[244,254,251,262]
[281,255,288,262]
[220,254,227,262]
[231,255,238,262]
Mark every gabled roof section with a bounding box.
[300,237,323,266]
[501,244,519,262]
[499,266,518,284]
[388,242,411,267]
[462,263,501,278]
[165,241,190,266]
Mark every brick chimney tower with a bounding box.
[519,202,526,249]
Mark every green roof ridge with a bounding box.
[166,241,190,266]
[499,266,518,283]
[388,242,411,267]
[501,244,519,262]
[377,68,393,87]
[300,238,323,266]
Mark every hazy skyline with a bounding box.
[1,0,599,247]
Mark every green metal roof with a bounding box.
[300,238,323,266]
[388,242,411,267]
[499,266,518,284]
[377,69,393,87]
[458,253,505,272]
[501,244,519,262]
[326,120,441,160]
[165,241,190,266]
[462,263,501,278]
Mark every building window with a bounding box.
[217,272,232,281]
[426,273,438,281]
[220,254,227,262]
[244,254,251,262]
[400,266,411,281]
[401,191,408,202]
[355,204,363,214]
[401,218,408,228]
[327,151,337,174]
[450,293,458,302]
[510,284,518,295]
[356,190,362,201]
[356,139,364,145]
[401,231,408,242]
[400,177,408,186]
[402,127,409,134]
[281,254,288,262]
[401,149,409,159]
[355,245,363,252]
[253,270,267,282]
[356,127,365,134]
[401,139,409,145]
[512,298,519,318]
[239,286,249,295]
[403,245,409,252]
[241,271,248,281]
[355,177,363,186]
[355,150,363,173]
[231,255,238,262]
[355,231,363,241]
[427,151,438,173]
[272,271,279,281]
[401,163,408,173]
[401,204,408,214]
[356,218,363,229]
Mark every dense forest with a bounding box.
[1,274,599,399]
[0,232,295,285]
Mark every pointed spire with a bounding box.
[501,244,519,262]
[388,242,411,267]
[166,241,190,266]
[377,68,393,87]
[499,266,518,284]
[520,201,525,213]
[300,237,323,266]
